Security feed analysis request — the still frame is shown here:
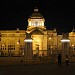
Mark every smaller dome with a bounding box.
[29,8,44,19]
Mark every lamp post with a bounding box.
[24,38,33,61]
[60,39,70,58]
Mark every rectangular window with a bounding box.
[0,38,1,41]
[20,45,24,50]
[0,45,7,50]
[0,35,1,37]
[49,48,50,50]
[49,45,50,47]
[8,45,15,50]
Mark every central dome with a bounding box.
[29,8,44,19]
[27,8,46,30]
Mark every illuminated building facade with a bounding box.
[0,8,75,60]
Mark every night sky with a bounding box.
[0,0,75,34]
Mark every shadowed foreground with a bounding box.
[0,63,75,75]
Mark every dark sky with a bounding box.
[0,0,75,33]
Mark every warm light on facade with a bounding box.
[29,21,31,26]
[51,46,53,48]
[17,41,20,44]
[42,21,44,26]
[37,39,39,42]
[33,38,36,40]
[2,44,4,47]
[72,44,74,47]
[28,19,44,27]
[60,39,70,43]
[49,37,51,40]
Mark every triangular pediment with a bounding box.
[30,27,44,35]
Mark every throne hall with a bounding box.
[0,8,75,61]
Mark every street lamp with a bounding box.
[24,39,32,42]
[24,38,33,61]
[60,39,70,43]
[60,38,70,58]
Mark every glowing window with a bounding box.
[35,22,38,26]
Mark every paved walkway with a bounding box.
[0,63,75,75]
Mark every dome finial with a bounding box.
[34,7,38,12]
[72,26,75,32]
